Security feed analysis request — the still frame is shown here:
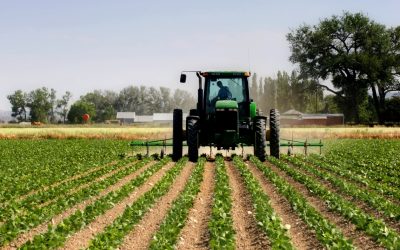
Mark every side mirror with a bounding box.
[180,74,187,83]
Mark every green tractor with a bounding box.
[173,71,280,162]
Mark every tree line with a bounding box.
[7,86,195,123]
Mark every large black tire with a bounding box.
[186,117,199,162]
[269,109,280,158]
[254,117,267,162]
[173,109,183,161]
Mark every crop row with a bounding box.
[208,155,235,249]
[251,156,354,249]
[0,139,130,203]
[21,157,171,249]
[149,157,206,249]
[232,156,293,249]
[268,156,400,249]
[0,157,152,246]
[87,157,188,249]
[0,157,135,222]
[307,154,400,201]
[283,155,400,220]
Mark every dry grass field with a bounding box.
[0,124,399,140]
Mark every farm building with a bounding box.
[153,113,189,123]
[134,115,153,123]
[280,109,344,126]
[116,112,136,124]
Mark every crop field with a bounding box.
[0,139,399,249]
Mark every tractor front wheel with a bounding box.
[254,117,266,162]
[187,117,199,162]
[173,109,183,161]
[269,109,280,158]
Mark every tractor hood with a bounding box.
[215,100,238,109]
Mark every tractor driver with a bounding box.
[216,81,232,100]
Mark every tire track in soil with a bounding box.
[285,160,400,234]
[246,161,322,250]
[2,160,154,250]
[177,162,215,250]
[226,161,270,250]
[14,160,119,202]
[59,161,175,250]
[265,161,384,250]
[37,160,138,208]
[119,162,195,250]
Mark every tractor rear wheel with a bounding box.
[269,109,280,158]
[187,117,199,162]
[254,117,266,162]
[173,109,183,161]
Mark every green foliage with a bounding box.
[87,157,188,249]
[251,156,354,249]
[287,12,400,123]
[7,90,28,121]
[149,157,206,249]
[27,87,53,122]
[67,100,96,123]
[22,158,170,249]
[233,156,293,249]
[209,155,235,250]
[268,156,400,249]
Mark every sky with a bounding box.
[1,0,399,110]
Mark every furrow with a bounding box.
[265,159,384,249]
[119,162,195,249]
[176,161,215,250]
[245,161,322,249]
[225,161,270,249]
[2,160,154,250]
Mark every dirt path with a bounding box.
[119,162,195,250]
[15,160,119,202]
[225,162,270,249]
[176,162,215,250]
[59,162,174,250]
[246,161,322,250]
[2,160,153,250]
[265,161,384,250]
[285,160,400,234]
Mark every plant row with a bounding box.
[233,156,293,249]
[250,156,354,249]
[0,157,152,246]
[307,154,400,201]
[0,157,135,222]
[284,155,400,221]
[208,155,235,250]
[268,156,400,249]
[0,140,130,203]
[149,157,206,249]
[87,157,188,249]
[21,157,171,249]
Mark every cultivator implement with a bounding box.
[130,137,323,158]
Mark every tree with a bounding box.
[81,90,117,122]
[27,87,52,123]
[49,88,57,123]
[56,91,72,123]
[287,12,400,123]
[7,90,28,122]
[67,100,96,123]
[250,73,258,103]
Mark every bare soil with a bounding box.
[265,161,384,250]
[246,161,322,250]
[225,162,270,249]
[2,160,154,250]
[286,160,400,233]
[119,162,195,249]
[59,161,174,250]
[177,162,215,250]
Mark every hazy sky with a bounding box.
[1,0,399,110]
